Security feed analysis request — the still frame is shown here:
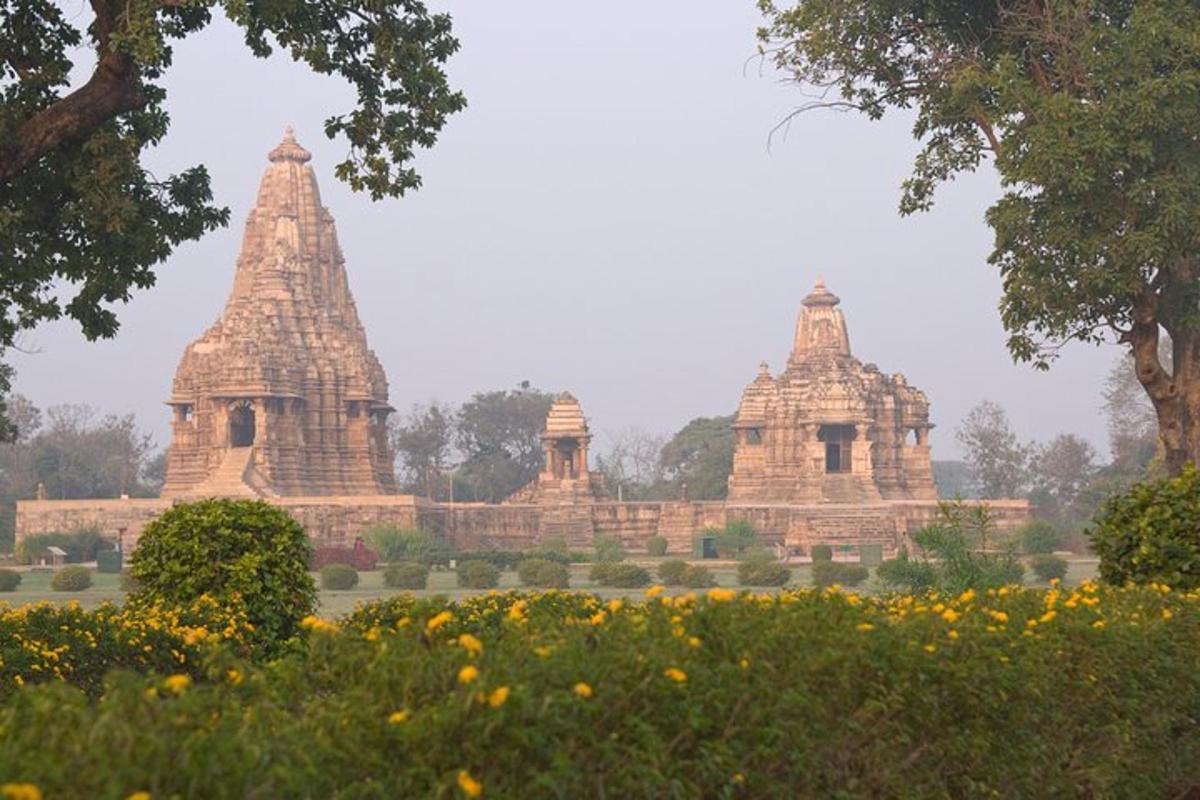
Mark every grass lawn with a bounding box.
[0,557,1102,617]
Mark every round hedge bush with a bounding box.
[457,560,501,589]
[810,544,833,563]
[681,564,716,589]
[811,561,869,589]
[383,562,429,590]
[517,559,570,589]
[1031,555,1069,583]
[0,568,21,592]
[590,562,651,588]
[738,558,791,587]
[645,536,668,556]
[1020,520,1063,555]
[50,565,92,592]
[1089,467,1200,590]
[129,499,316,649]
[320,564,359,591]
[657,559,689,586]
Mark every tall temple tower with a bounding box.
[727,279,937,504]
[161,130,397,498]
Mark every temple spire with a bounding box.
[790,277,851,361]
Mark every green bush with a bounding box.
[457,560,501,590]
[810,544,833,562]
[383,562,429,590]
[50,566,92,592]
[715,520,758,558]
[645,536,668,556]
[896,504,1027,593]
[517,558,570,589]
[737,556,791,587]
[657,559,689,586]
[811,561,869,589]
[590,562,650,588]
[532,537,570,561]
[365,525,446,564]
[320,564,359,591]
[1031,555,1069,583]
[593,535,626,563]
[129,499,316,651]
[1089,466,1200,590]
[6,586,1197,797]
[1020,520,1063,555]
[681,564,716,588]
[876,552,938,593]
[17,526,104,564]
[454,551,523,571]
[0,568,20,592]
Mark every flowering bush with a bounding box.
[130,499,316,651]
[49,566,92,592]
[0,583,1198,798]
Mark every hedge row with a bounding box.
[1,584,1198,798]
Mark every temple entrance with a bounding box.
[818,424,856,474]
[229,403,256,447]
[553,438,579,479]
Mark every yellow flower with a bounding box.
[487,686,510,708]
[607,599,623,613]
[1039,610,1057,624]
[947,630,959,640]
[739,657,750,669]
[0,785,42,800]
[457,770,483,798]
[573,682,593,698]
[732,773,745,785]
[664,667,687,683]
[458,665,480,685]
[958,589,976,604]
[855,623,874,632]
[163,674,191,694]
[1162,608,1174,620]
[388,709,410,724]
[589,611,607,626]
[533,646,552,658]
[940,608,960,624]
[707,588,736,602]
[458,633,484,657]
[426,611,454,632]
[226,669,243,686]
[923,644,936,654]
[687,636,702,648]
[1092,619,1106,629]
[127,793,151,800]
[644,585,664,598]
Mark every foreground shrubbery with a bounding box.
[0,583,1197,798]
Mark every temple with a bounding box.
[728,279,937,503]
[159,130,397,498]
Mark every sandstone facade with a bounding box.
[160,130,396,498]
[728,279,937,504]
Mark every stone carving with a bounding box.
[728,278,937,503]
[160,129,397,497]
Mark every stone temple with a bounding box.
[728,279,936,504]
[15,134,1029,556]
[160,130,397,498]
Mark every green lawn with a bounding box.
[0,558,1102,617]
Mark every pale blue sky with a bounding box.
[15,1,1120,460]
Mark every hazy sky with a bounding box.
[15,1,1121,461]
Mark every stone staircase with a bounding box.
[179,447,271,499]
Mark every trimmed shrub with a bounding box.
[320,564,359,591]
[810,544,833,562]
[593,535,626,563]
[129,499,316,650]
[645,536,668,556]
[516,559,570,589]
[1031,555,1069,584]
[1089,466,1200,590]
[1020,520,1063,555]
[715,520,758,558]
[737,558,791,587]
[811,561,869,589]
[657,559,689,586]
[50,566,92,592]
[311,544,379,571]
[682,564,717,589]
[383,562,429,590]
[0,568,20,592]
[591,562,650,588]
[455,551,523,571]
[457,560,501,590]
[532,537,570,561]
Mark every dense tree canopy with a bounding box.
[658,415,736,500]
[0,0,464,436]
[956,400,1031,499]
[759,0,1200,473]
[454,384,554,503]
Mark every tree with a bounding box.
[1030,433,1097,521]
[454,383,554,502]
[389,401,456,499]
[593,427,666,500]
[658,415,736,500]
[955,401,1030,499]
[0,0,465,438]
[1102,347,1165,472]
[759,1,1200,474]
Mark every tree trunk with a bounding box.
[1129,287,1199,476]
